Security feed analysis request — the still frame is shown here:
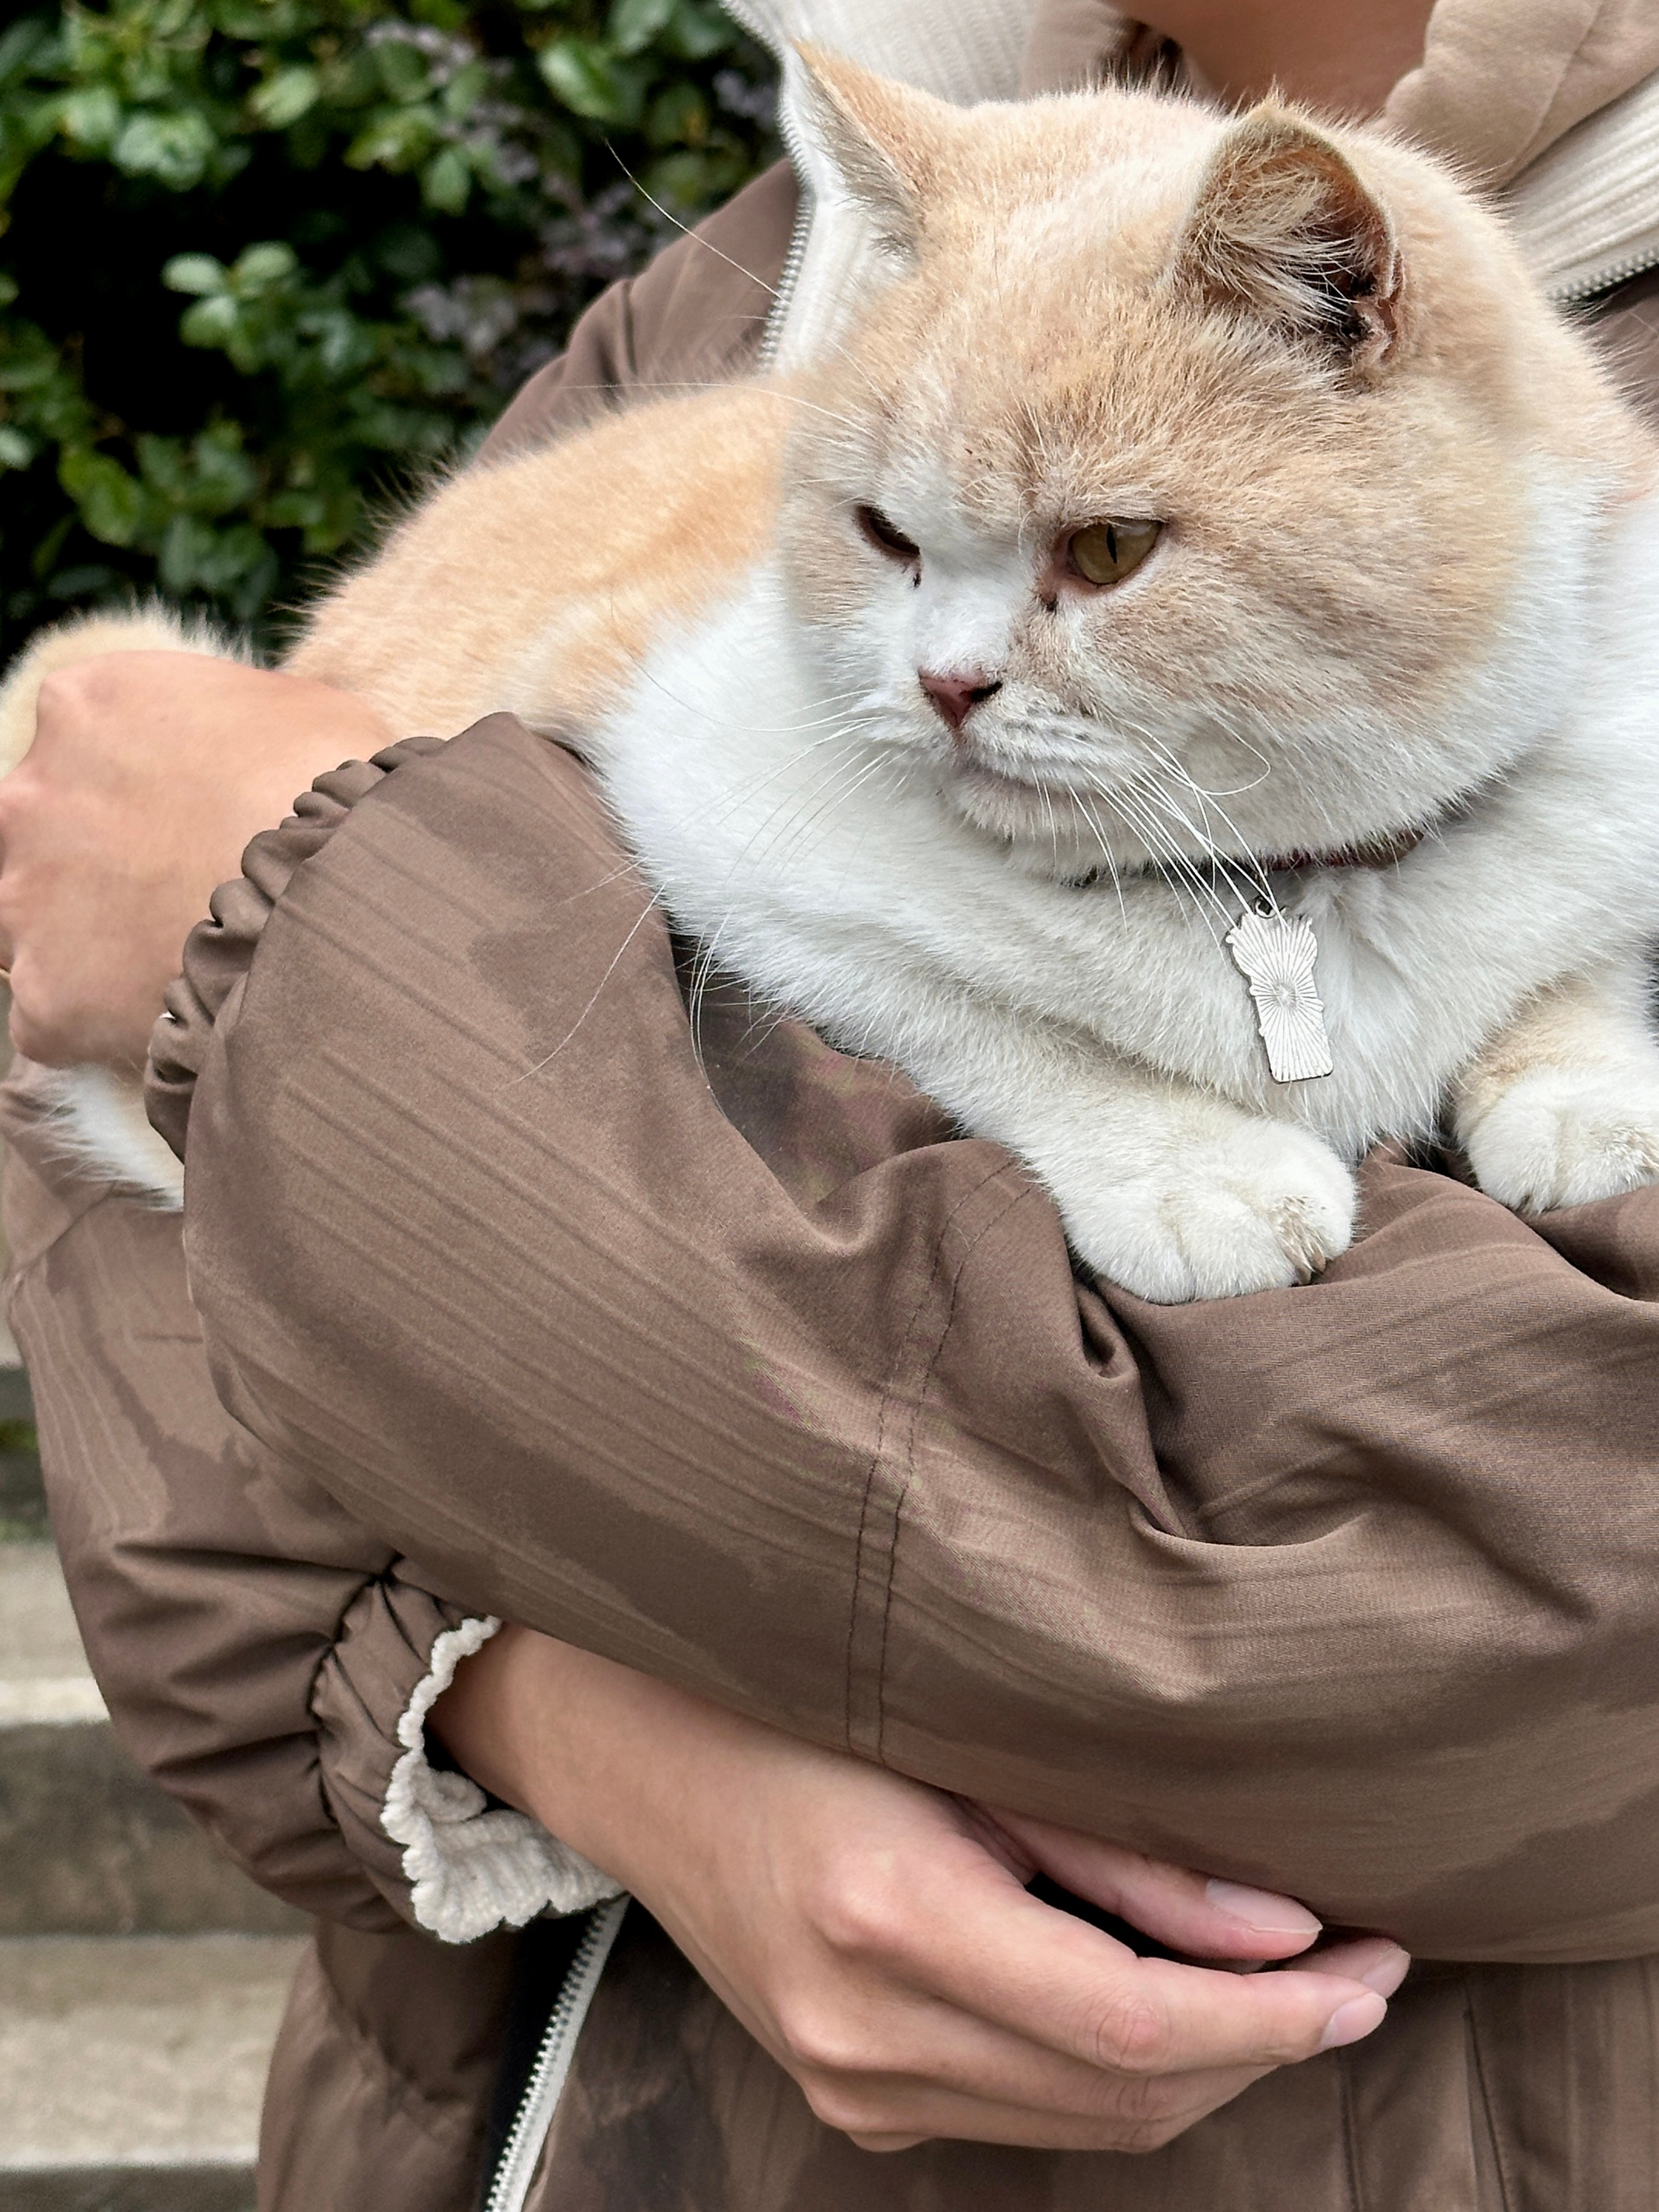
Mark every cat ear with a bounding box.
[1172,106,1403,370]
[792,45,954,259]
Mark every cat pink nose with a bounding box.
[918,668,1002,733]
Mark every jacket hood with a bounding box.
[1028,1,1659,185]
[1386,0,1659,187]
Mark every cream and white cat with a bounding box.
[8,52,1659,1301]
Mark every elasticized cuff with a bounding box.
[381,1616,623,1946]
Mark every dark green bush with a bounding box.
[0,0,777,656]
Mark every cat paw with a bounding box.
[1067,1125,1357,1303]
[1464,1068,1659,1214]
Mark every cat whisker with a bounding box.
[1129,764,1275,913]
[510,871,669,1081]
[1089,775,1236,939]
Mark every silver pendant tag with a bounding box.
[1225,907,1334,1083]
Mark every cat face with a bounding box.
[776,58,1635,885]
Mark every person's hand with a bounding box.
[433,1626,1408,2155]
[0,651,391,1066]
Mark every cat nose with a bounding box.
[918,668,1002,733]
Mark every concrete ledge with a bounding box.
[0,2168,254,2211]
[0,1547,304,1937]
[0,1719,308,1937]
[0,1935,302,2181]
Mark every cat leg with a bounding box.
[1453,959,1659,1213]
[896,1009,1356,1304]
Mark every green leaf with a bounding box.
[439,60,488,122]
[421,145,470,214]
[0,274,16,309]
[0,425,34,470]
[663,1,734,62]
[59,85,121,153]
[537,38,647,128]
[249,65,319,130]
[178,293,242,349]
[0,19,51,94]
[647,82,706,151]
[135,432,190,496]
[231,241,298,292]
[194,520,267,588]
[372,40,430,106]
[112,108,218,191]
[608,0,676,60]
[345,106,438,171]
[59,448,145,547]
[158,509,215,589]
[162,252,226,296]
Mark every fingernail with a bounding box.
[1318,1992,1388,2052]
[1360,1946,1410,1998]
[1204,1880,1322,1937]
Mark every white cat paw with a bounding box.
[1066,1125,1357,1303]
[1464,1067,1659,1214]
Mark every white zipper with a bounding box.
[482,1896,630,2212]
[717,0,816,366]
[1548,240,1659,305]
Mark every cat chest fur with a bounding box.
[591,545,1659,1169]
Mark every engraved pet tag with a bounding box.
[1225,907,1335,1083]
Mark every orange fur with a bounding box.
[288,385,786,735]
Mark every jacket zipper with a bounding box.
[716,0,816,366]
[1550,239,1659,305]
[483,1897,630,2212]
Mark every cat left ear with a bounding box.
[1171,107,1403,371]
[793,45,954,260]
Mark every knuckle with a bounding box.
[1111,2114,1189,2156]
[1084,1989,1177,2077]
[35,664,97,722]
[1106,2068,1182,2129]
[773,2000,868,2082]
[799,2078,892,2139]
[810,1863,914,1964]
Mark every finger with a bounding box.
[678,1909,1279,2136]
[805,2053,1276,2154]
[982,1805,1324,1963]
[1290,1937,1410,1996]
[874,1851,1388,2075]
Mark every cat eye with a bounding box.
[1064,518,1163,588]
[856,504,921,565]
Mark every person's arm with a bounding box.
[2,1059,1403,2146]
[157,712,1659,1968]
[432,1623,1403,2154]
[0,1061,616,1934]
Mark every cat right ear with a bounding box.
[1171,106,1403,371]
[792,45,954,260]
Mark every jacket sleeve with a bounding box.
[1,177,796,1941]
[1,1060,617,1939]
[159,710,1659,1968]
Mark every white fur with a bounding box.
[34,1064,185,1209]
[588,484,1659,1300]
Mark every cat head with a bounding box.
[776,52,1645,883]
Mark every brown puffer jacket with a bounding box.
[10,5,1659,2208]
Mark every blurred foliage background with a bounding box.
[0,0,778,656]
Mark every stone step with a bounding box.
[0,1362,47,1542]
[0,1932,305,2210]
[0,1543,303,1937]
